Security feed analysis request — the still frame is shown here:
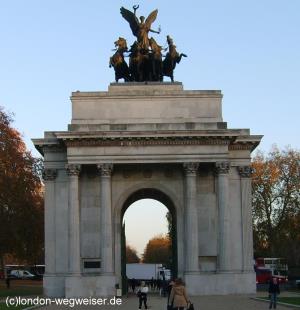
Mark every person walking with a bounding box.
[269,277,280,309]
[167,280,175,310]
[137,281,149,309]
[168,278,189,310]
[131,278,137,293]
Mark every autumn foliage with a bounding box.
[142,235,172,267]
[252,147,300,265]
[0,107,44,268]
[126,245,140,263]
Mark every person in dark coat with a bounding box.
[268,277,280,309]
[5,276,10,289]
[131,278,137,293]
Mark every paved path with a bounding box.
[41,294,298,310]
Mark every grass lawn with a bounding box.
[259,296,300,306]
[0,282,42,309]
[0,286,43,298]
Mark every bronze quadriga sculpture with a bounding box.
[109,6,187,83]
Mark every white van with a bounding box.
[10,270,35,279]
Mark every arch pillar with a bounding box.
[97,163,114,274]
[215,161,230,272]
[183,162,199,273]
[66,164,81,275]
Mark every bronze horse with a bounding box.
[109,37,131,82]
[163,35,187,82]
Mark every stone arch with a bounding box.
[113,183,184,287]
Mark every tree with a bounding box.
[252,146,300,265]
[166,211,172,239]
[142,235,172,267]
[0,107,44,270]
[126,245,140,263]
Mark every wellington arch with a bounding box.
[33,82,262,297]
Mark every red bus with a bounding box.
[255,258,288,284]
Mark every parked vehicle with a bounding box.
[126,263,171,281]
[5,264,44,280]
[10,270,36,279]
[255,267,272,284]
[255,258,288,284]
[29,265,45,279]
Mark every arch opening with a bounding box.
[120,188,178,294]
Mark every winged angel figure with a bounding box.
[120,6,160,51]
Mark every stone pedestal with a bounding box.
[33,82,262,297]
[65,275,116,297]
[185,272,256,295]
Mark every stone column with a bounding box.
[183,162,199,273]
[43,168,57,275]
[215,162,230,271]
[66,164,81,274]
[238,165,253,272]
[97,163,114,274]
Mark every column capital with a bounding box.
[42,168,57,181]
[183,162,199,175]
[238,165,252,178]
[66,164,81,176]
[97,163,113,176]
[215,162,230,174]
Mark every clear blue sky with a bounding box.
[1,1,299,252]
[0,1,299,154]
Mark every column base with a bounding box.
[184,271,256,295]
[43,274,66,297]
[65,274,116,297]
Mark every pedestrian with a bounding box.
[268,277,280,309]
[5,276,10,289]
[4,269,10,289]
[162,279,168,297]
[131,278,137,293]
[157,278,161,292]
[137,281,149,309]
[150,277,154,290]
[167,280,175,310]
[168,278,189,310]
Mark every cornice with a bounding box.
[64,136,231,147]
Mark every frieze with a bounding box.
[43,145,66,153]
[229,144,255,151]
[42,168,57,181]
[64,137,231,148]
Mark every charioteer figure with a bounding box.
[120,5,160,52]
